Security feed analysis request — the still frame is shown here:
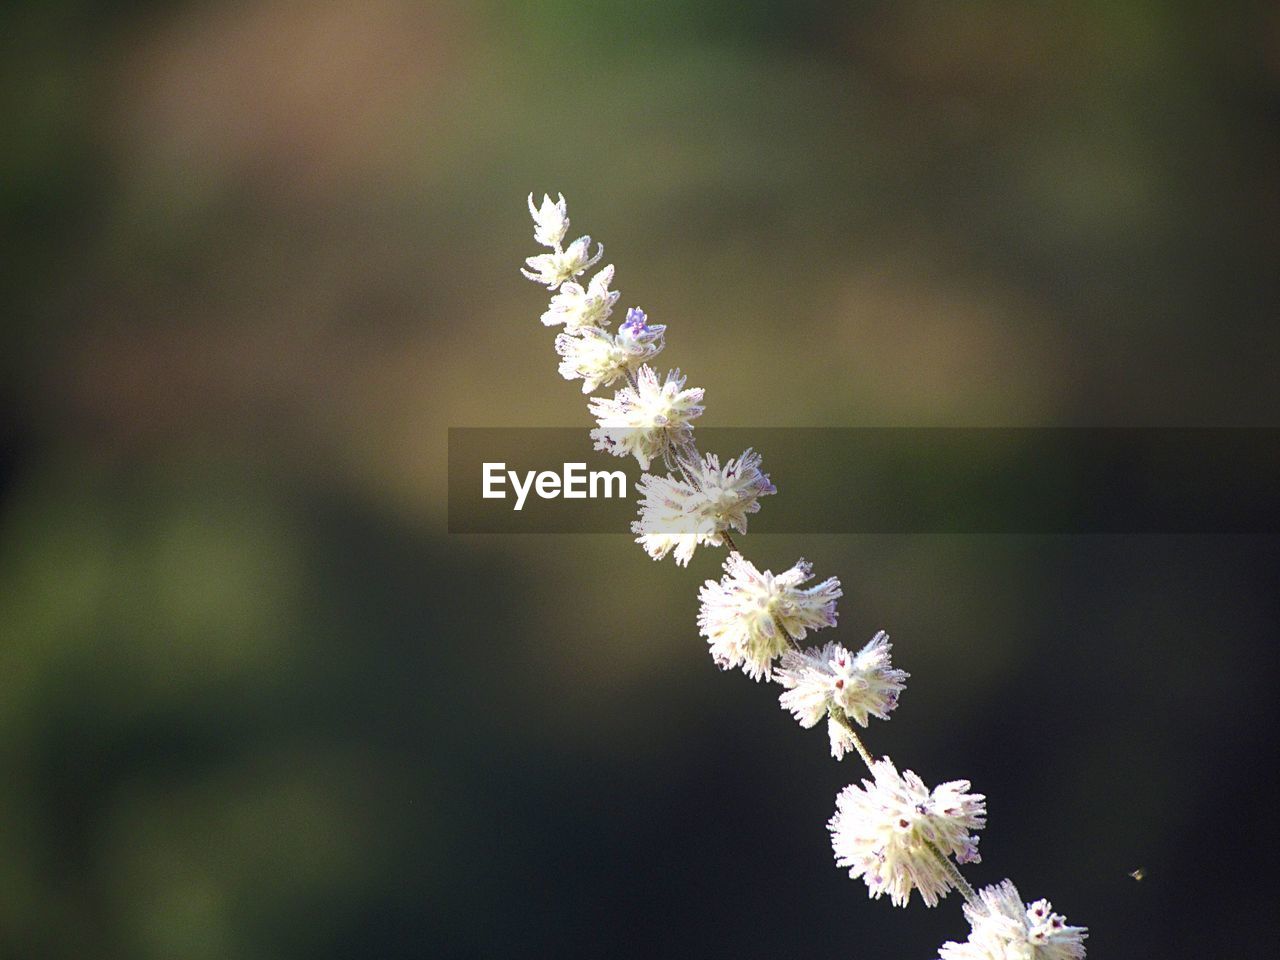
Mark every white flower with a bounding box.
[521,235,604,289]
[689,447,776,534]
[588,366,704,470]
[828,758,986,907]
[555,307,666,392]
[697,553,841,681]
[631,447,776,566]
[528,192,569,247]
[541,265,621,330]
[776,632,908,757]
[630,472,716,567]
[938,880,1087,960]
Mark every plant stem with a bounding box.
[926,840,981,910]
[830,710,877,773]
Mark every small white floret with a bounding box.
[555,306,665,392]
[588,366,705,470]
[521,235,604,290]
[688,448,776,537]
[630,473,716,566]
[697,553,841,681]
[828,758,986,907]
[937,880,1087,960]
[528,192,569,248]
[541,265,621,330]
[631,447,775,566]
[776,632,908,756]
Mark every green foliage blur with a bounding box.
[2,1,1278,957]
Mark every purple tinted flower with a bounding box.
[621,307,648,334]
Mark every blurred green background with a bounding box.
[2,1,1278,957]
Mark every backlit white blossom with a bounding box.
[588,366,704,469]
[541,264,621,330]
[528,192,569,247]
[631,448,776,566]
[776,632,908,758]
[630,472,714,567]
[521,235,604,290]
[828,758,986,907]
[689,447,775,534]
[938,880,1087,960]
[555,307,665,392]
[697,553,841,680]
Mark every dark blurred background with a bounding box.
[3,2,1279,957]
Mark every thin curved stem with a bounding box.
[829,710,877,774]
[926,840,980,910]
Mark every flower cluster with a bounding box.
[521,193,694,473]
[587,366,705,470]
[775,631,908,759]
[519,193,1086,956]
[828,758,986,907]
[697,553,841,681]
[632,448,776,566]
[521,193,603,289]
[556,307,666,393]
[939,880,1087,960]
[542,265,620,330]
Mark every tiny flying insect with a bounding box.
[1128,867,1145,881]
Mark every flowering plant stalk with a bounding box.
[520,193,1088,959]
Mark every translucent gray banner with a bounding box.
[448,428,1280,534]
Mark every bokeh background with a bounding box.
[3,2,1279,957]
